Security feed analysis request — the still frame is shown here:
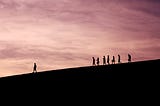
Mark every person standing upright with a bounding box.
[107,55,110,65]
[92,57,96,66]
[118,54,121,63]
[103,56,106,65]
[128,54,132,63]
[112,56,115,64]
[97,57,100,66]
[33,63,37,73]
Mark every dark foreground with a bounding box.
[0,59,160,82]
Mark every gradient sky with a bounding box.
[0,0,160,77]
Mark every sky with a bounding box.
[0,0,160,77]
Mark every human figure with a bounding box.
[33,63,37,73]
[118,54,121,63]
[128,54,131,63]
[103,56,106,65]
[112,56,115,64]
[92,57,96,66]
[97,57,100,66]
[107,55,110,65]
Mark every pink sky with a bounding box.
[0,0,160,77]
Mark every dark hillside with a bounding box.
[1,59,159,82]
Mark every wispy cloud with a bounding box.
[0,0,160,77]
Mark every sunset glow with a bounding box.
[0,0,160,77]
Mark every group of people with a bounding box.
[32,54,132,73]
[92,54,131,66]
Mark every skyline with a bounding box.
[0,0,160,77]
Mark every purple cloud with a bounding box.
[0,0,160,77]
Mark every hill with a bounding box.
[0,59,160,81]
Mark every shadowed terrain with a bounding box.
[0,59,160,82]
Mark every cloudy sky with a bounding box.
[0,0,160,77]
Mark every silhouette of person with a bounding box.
[97,57,100,66]
[112,56,115,64]
[92,57,96,66]
[107,55,110,65]
[33,63,37,73]
[128,54,131,62]
[118,54,121,63]
[103,56,106,65]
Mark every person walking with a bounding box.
[128,54,132,63]
[33,63,37,73]
[118,54,121,63]
[103,56,106,65]
[107,55,110,65]
[112,56,115,64]
[92,57,96,66]
[97,57,100,66]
